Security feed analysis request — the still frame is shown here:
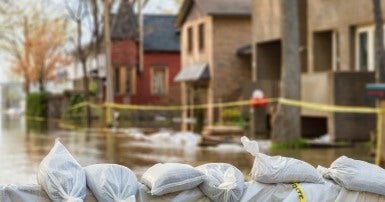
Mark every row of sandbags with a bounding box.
[5,137,385,202]
[2,177,385,202]
[36,139,243,202]
[240,136,385,196]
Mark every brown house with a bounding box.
[175,0,252,131]
[252,0,378,141]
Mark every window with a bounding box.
[114,68,120,94]
[355,26,374,72]
[126,67,136,95]
[151,67,168,95]
[198,23,205,51]
[114,67,136,95]
[332,31,340,71]
[313,30,339,72]
[187,27,193,52]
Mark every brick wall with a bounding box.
[212,17,252,102]
[130,52,181,105]
[111,39,137,66]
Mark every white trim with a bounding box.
[355,26,375,72]
[332,31,339,71]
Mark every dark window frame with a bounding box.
[198,23,205,51]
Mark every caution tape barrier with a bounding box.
[67,98,383,113]
[26,97,385,165]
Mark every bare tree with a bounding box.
[271,0,301,143]
[65,0,92,126]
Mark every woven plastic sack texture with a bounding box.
[141,163,205,196]
[317,155,385,196]
[241,136,324,184]
[136,183,211,202]
[196,163,244,202]
[85,164,138,202]
[37,139,86,202]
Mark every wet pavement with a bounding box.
[0,115,374,185]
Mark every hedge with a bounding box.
[26,92,49,118]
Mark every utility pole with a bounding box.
[104,0,114,124]
[137,0,143,72]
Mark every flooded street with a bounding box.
[0,115,375,185]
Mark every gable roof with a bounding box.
[176,0,252,27]
[111,0,138,39]
[143,15,180,52]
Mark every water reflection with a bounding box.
[0,114,375,185]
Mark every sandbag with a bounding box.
[317,155,385,196]
[335,187,385,202]
[136,183,211,202]
[196,163,244,202]
[141,163,205,196]
[241,136,324,184]
[37,139,87,202]
[84,164,138,202]
[0,184,50,202]
[239,180,340,202]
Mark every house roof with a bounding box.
[143,15,180,52]
[111,0,138,39]
[174,62,210,82]
[175,0,252,27]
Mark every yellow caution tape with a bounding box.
[67,97,380,113]
[28,97,385,166]
[26,116,46,122]
[292,182,306,202]
[278,98,379,114]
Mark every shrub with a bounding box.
[67,93,85,119]
[26,92,49,133]
[26,92,49,118]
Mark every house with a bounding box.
[130,15,181,105]
[175,0,252,131]
[110,0,138,104]
[111,0,181,106]
[252,0,377,141]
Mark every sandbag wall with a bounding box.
[1,137,385,202]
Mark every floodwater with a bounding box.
[0,114,375,185]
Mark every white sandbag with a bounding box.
[0,184,51,202]
[37,139,87,202]
[136,183,211,202]
[241,136,324,184]
[196,163,244,202]
[335,187,385,202]
[283,180,341,202]
[240,180,340,202]
[239,181,292,202]
[141,163,205,195]
[84,164,138,202]
[317,155,385,196]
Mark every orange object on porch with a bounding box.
[251,97,267,107]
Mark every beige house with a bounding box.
[253,0,379,141]
[175,0,252,131]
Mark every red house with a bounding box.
[110,1,181,105]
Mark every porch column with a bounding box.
[181,82,188,131]
[207,81,214,127]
